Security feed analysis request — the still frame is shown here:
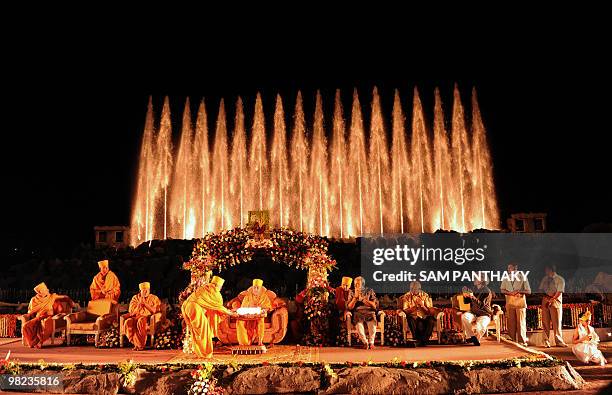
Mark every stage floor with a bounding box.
[0,338,538,365]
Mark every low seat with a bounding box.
[438,295,503,342]
[397,312,445,344]
[18,300,73,346]
[395,293,444,344]
[119,302,167,347]
[345,310,385,346]
[217,289,288,344]
[65,299,119,346]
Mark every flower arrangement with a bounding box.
[96,322,120,348]
[0,351,20,375]
[383,311,406,347]
[188,363,224,395]
[154,308,185,350]
[183,327,194,354]
[185,228,253,275]
[118,359,138,387]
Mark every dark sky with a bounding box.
[4,28,611,257]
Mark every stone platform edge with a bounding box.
[0,353,584,394]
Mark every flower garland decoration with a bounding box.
[185,228,253,275]
[302,265,334,346]
[269,229,332,269]
[183,228,336,281]
[96,323,121,348]
[383,311,406,347]
[154,309,185,350]
[5,354,561,375]
[181,227,338,347]
[183,327,194,355]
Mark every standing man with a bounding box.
[398,281,437,346]
[334,277,352,314]
[123,282,161,351]
[538,265,567,347]
[90,260,121,302]
[461,279,493,346]
[501,263,531,346]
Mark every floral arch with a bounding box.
[179,227,337,304]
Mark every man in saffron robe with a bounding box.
[335,277,352,314]
[182,276,236,358]
[21,282,75,348]
[236,279,272,346]
[90,259,121,302]
[123,282,161,351]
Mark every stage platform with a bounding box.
[0,337,541,365]
[1,337,591,394]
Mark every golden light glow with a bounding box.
[130,86,499,245]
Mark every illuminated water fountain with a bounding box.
[130,85,499,245]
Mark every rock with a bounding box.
[122,369,193,395]
[322,366,458,394]
[61,369,120,394]
[226,366,320,394]
[464,364,585,393]
[322,365,585,394]
[13,363,585,394]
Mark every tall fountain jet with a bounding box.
[347,88,368,236]
[270,94,290,228]
[369,87,390,235]
[290,92,309,233]
[157,97,174,240]
[130,86,500,245]
[330,90,346,238]
[433,88,454,232]
[130,96,155,244]
[410,88,434,233]
[390,89,410,234]
[169,98,195,240]
[471,88,500,230]
[192,99,211,235]
[230,97,248,229]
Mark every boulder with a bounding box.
[61,369,120,394]
[322,366,459,394]
[122,369,193,395]
[322,364,584,394]
[226,366,320,394]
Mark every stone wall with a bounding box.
[7,362,584,394]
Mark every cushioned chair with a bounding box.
[217,289,288,344]
[119,302,166,347]
[396,294,444,344]
[345,310,385,346]
[65,299,119,346]
[18,300,74,346]
[438,294,503,342]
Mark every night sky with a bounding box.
[4,31,610,258]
